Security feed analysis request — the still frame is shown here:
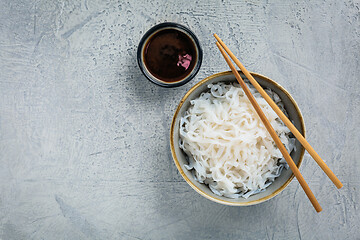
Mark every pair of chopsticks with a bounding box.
[214,34,342,212]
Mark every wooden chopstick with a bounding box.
[216,41,322,212]
[214,33,343,190]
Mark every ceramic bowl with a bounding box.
[170,71,305,206]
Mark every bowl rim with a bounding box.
[137,22,203,88]
[170,71,306,206]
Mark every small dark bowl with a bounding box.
[137,22,203,88]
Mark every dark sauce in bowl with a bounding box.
[143,29,197,82]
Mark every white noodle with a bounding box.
[179,82,295,198]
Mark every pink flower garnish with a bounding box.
[177,54,192,70]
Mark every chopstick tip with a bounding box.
[215,41,222,50]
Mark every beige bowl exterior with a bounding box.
[170,71,306,206]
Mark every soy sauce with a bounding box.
[143,29,197,82]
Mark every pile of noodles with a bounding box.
[179,82,295,198]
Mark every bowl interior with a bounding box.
[170,71,305,206]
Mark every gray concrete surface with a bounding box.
[0,0,359,239]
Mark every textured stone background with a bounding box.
[0,0,359,239]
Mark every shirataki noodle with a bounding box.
[179,82,295,198]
